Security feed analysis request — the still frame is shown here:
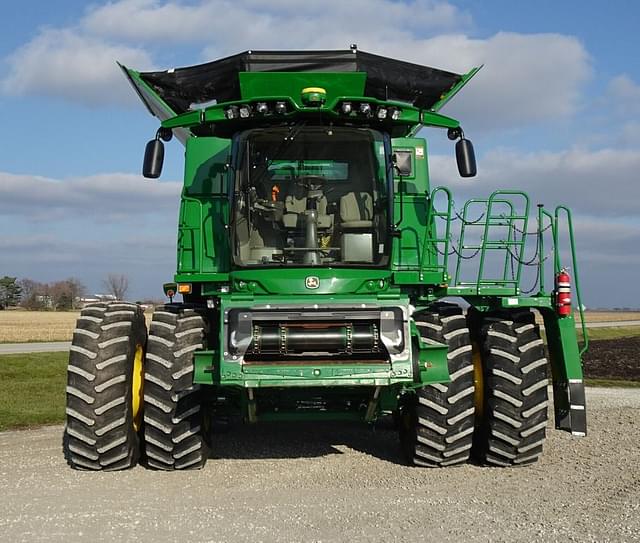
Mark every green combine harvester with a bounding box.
[63,47,588,470]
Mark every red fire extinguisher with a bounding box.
[555,269,572,316]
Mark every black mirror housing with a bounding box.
[456,138,477,178]
[143,138,164,179]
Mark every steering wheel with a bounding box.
[295,175,327,191]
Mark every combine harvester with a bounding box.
[64,47,588,470]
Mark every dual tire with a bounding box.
[64,303,209,471]
[63,302,146,470]
[402,303,549,467]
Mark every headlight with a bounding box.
[359,103,372,116]
[391,108,401,120]
[256,102,269,114]
[224,106,239,119]
[239,105,251,118]
[275,102,287,114]
[341,102,352,114]
[376,107,388,120]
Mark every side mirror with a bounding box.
[456,138,477,178]
[392,151,413,176]
[143,138,164,179]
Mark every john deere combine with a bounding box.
[64,48,588,471]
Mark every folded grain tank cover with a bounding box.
[121,49,463,117]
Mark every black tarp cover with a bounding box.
[136,50,462,115]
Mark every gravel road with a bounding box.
[1,387,638,542]
[0,342,71,354]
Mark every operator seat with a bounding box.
[339,192,374,263]
[339,192,373,229]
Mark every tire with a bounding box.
[63,302,146,470]
[471,308,549,466]
[142,304,210,470]
[400,302,475,467]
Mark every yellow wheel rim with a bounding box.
[132,344,144,432]
[472,342,484,419]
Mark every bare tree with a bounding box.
[18,278,49,310]
[103,274,129,301]
[65,277,86,309]
[49,278,87,310]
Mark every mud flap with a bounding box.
[541,309,588,436]
[553,379,587,436]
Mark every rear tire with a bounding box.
[470,308,549,466]
[63,302,146,471]
[400,302,475,467]
[142,304,210,470]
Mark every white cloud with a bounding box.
[1,28,154,106]
[82,0,470,45]
[425,32,591,128]
[0,171,181,220]
[607,74,640,114]
[0,171,180,298]
[430,146,640,218]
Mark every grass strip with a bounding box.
[0,352,68,431]
[578,326,640,341]
[585,378,640,388]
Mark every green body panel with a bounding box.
[177,137,230,276]
[392,138,434,274]
[239,72,367,106]
[228,268,391,296]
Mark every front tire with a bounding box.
[400,303,475,467]
[142,304,210,470]
[63,302,146,470]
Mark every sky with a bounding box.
[0,0,639,306]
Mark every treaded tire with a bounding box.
[142,304,210,470]
[471,308,549,466]
[63,302,146,470]
[400,302,475,467]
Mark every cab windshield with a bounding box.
[231,126,390,267]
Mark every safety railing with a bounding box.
[422,188,587,351]
[453,191,530,292]
[421,186,453,275]
[541,205,588,355]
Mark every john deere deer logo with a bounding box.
[305,276,320,289]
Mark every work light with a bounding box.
[359,103,372,116]
[224,106,239,119]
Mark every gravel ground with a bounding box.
[1,387,638,543]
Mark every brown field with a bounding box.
[0,311,80,343]
[580,311,640,322]
[0,309,153,343]
[0,308,638,343]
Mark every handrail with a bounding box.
[421,186,452,276]
[453,191,529,293]
[555,206,589,355]
[178,192,205,273]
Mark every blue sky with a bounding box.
[1,0,639,306]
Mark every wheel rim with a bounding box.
[132,344,144,432]
[472,342,484,419]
